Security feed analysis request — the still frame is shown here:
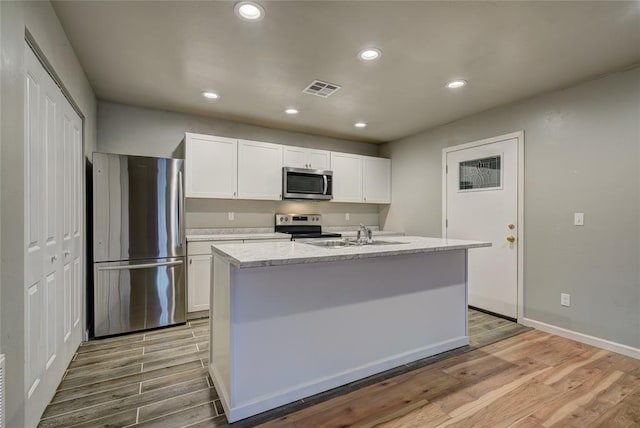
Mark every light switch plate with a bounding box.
[574,213,584,226]
[561,293,571,307]
[228,212,234,221]
[345,213,350,221]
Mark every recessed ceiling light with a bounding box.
[446,80,467,89]
[202,91,220,99]
[234,1,265,21]
[354,122,367,128]
[285,108,299,115]
[358,48,382,61]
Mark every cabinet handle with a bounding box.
[190,258,193,265]
[233,191,236,197]
[51,255,57,263]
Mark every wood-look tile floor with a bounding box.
[39,310,640,427]
[38,318,227,428]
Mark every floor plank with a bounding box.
[40,311,640,428]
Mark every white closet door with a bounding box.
[24,43,83,427]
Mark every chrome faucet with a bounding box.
[356,223,373,245]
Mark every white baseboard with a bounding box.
[213,336,469,423]
[521,318,640,360]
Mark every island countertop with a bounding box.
[210,236,491,268]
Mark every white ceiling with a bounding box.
[52,1,640,143]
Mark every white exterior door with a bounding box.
[444,135,521,319]
[24,44,83,427]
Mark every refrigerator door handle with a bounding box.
[178,170,184,247]
[96,260,184,271]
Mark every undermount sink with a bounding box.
[307,239,355,248]
[306,239,407,249]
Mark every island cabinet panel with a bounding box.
[237,139,283,200]
[363,156,391,204]
[185,133,237,199]
[330,152,363,202]
[209,249,469,422]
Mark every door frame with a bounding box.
[441,131,525,323]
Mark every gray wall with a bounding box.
[0,2,97,426]
[381,67,640,349]
[98,101,379,158]
[97,102,382,229]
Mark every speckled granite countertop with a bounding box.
[210,236,490,268]
[186,227,403,242]
[186,228,290,242]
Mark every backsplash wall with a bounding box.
[186,199,380,229]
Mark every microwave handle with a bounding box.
[323,175,328,195]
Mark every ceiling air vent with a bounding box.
[302,80,342,98]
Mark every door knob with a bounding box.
[508,224,515,230]
[506,235,516,243]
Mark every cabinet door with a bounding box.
[363,156,391,204]
[187,254,212,312]
[283,146,309,169]
[238,140,283,200]
[185,134,237,198]
[308,149,330,170]
[330,152,363,203]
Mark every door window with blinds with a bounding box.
[458,155,503,192]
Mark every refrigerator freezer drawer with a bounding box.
[94,257,186,337]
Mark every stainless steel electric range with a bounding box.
[275,214,342,240]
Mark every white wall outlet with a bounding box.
[345,213,350,221]
[574,212,584,226]
[228,212,235,221]
[561,293,571,307]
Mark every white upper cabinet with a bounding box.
[183,132,390,203]
[330,152,363,203]
[185,133,237,199]
[308,149,331,170]
[238,139,283,200]
[363,156,391,204]
[283,146,330,170]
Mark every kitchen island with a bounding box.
[208,236,490,423]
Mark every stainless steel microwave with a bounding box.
[282,167,333,200]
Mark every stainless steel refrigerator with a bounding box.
[92,153,186,337]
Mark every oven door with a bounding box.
[283,167,333,200]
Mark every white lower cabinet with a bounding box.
[187,237,290,312]
[187,254,213,313]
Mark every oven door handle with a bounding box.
[323,175,328,195]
